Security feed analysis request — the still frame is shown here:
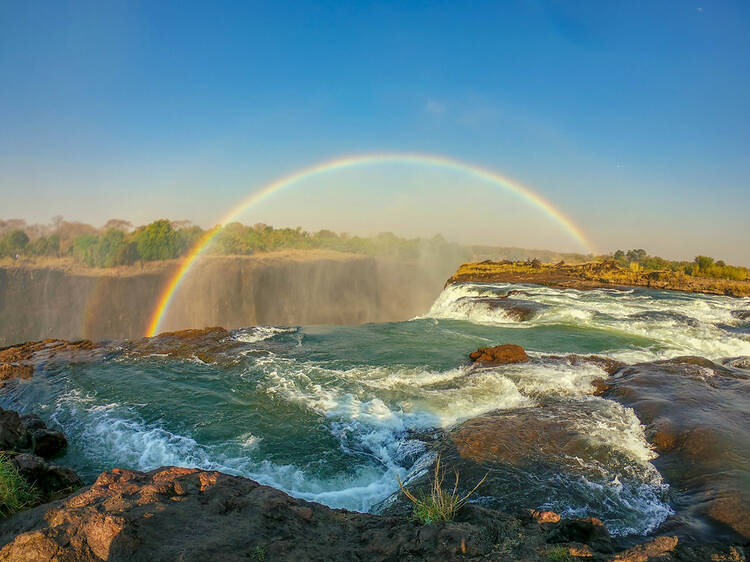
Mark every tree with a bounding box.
[103,219,133,232]
[694,255,714,272]
[4,230,29,255]
[626,249,646,263]
[132,220,178,261]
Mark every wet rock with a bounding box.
[547,517,613,553]
[0,339,102,384]
[9,453,82,502]
[604,357,750,541]
[482,297,541,321]
[450,407,588,467]
[469,344,529,365]
[30,429,67,459]
[731,310,750,321]
[125,327,243,364]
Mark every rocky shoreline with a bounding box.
[446,261,750,298]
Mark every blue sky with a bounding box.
[1,1,749,263]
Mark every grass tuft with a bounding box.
[0,452,39,518]
[398,454,487,524]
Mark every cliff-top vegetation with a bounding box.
[0,217,585,270]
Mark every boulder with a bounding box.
[0,408,67,460]
[10,453,82,502]
[31,429,67,459]
[469,344,529,365]
[0,409,29,451]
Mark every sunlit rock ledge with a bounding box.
[446,260,750,297]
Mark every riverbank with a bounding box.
[446,260,750,297]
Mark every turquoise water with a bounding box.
[1,283,748,537]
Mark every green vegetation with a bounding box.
[611,248,749,281]
[251,546,266,561]
[0,453,38,518]
[397,455,487,524]
[544,546,573,561]
[0,218,470,267]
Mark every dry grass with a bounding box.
[397,454,487,524]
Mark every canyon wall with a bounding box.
[0,251,457,346]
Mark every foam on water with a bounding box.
[233,326,298,343]
[425,283,750,361]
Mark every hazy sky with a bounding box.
[1,2,749,263]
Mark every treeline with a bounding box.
[611,249,749,281]
[0,218,468,267]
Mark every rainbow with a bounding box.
[146,152,595,336]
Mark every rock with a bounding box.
[469,344,529,365]
[10,453,82,502]
[0,466,561,561]
[0,408,68,460]
[0,465,744,561]
[0,339,101,384]
[0,409,29,451]
[125,327,242,364]
[31,429,67,459]
[731,310,750,321]
[612,535,678,561]
[530,510,561,524]
[547,517,613,553]
[604,357,750,542]
[481,298,541,321]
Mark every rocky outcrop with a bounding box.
[446,260,750,297]
[469,344,529,365]
[0,408,68,459]
[0,339,102,385]
[0,466,744,561]
[0,407,82,504]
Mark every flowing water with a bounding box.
[1,283,749,540]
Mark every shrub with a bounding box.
[0,453,38,517]
[397,454,487,524]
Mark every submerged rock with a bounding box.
[469,344,530,365]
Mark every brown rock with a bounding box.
[531,510,561,524]
[0,466,556,561]
[613,535,678,561]
[469,344,529,366]
[568,542,594,557]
